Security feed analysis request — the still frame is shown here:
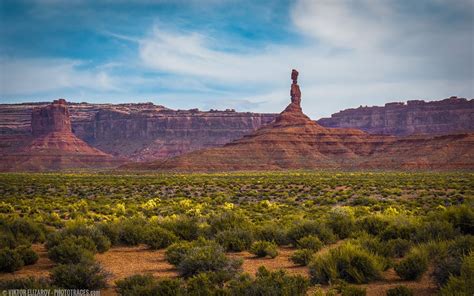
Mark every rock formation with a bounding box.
[318,97,474,136]
[124,70,474,171]
[0,100,121,171]
[0,102,276,161]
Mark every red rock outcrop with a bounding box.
[0,102,276,161]
[318,97,474,136]
[0,100,122,171]
[125,70,474,171]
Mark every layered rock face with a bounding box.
[90,109,275,161]
[0,102,276,161]
[0,100,121,171]
[318,97,474,136]
[126,70,473,171]
[31,99,71,136]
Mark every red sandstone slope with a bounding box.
[124,70,474,171]
[0,99,122,171]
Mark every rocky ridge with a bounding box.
[126,70,474,171]
[317,97,474,136]
[0,102,276,161]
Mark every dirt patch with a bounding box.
[95,245,178,284]
[228,246,309,277]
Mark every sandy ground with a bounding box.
[0,243,439,296]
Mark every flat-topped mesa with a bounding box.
[276,69,311,125]
[31,99,72,136]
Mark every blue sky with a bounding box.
[0,0,473,119]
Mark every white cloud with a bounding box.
[0,58,119,96]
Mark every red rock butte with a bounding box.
[124,69,474,171]
[0,99,122,171]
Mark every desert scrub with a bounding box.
[439,252,473,296]
[432,235,474,286]
[0,277,51,290]
[0,248,24,272]
[116,274,182,296]
[47,236,96,264]
[50,261,109,289]
[309,242,383,284]
[394,248,428,280]
[15,245,39,265]
[290,249,314,266]
[386,285,413,296]
[288,220,336,245]
[228,266,309,296]
[255,223,289,245]
[296,235,323,251]
[250,241,278,258]
[143,226,178,249]
[216,228,254,251]
[165,239,242,277]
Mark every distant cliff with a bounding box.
[317,97,474,136]
[0,102,276,161]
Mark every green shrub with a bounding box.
[380,220,417,241]
[116,274,182,296]
[442,205,474,235]
[341,284,366,296]
[216,228,253,252]
[47,236,95,264]
[50,261,109,289]
[143,226,178,250]
[288,220,336,245]
[116,274,156,296]
[119,220,146,245]
[162,216,200,241]
[385,239,411,258]
[0,248,24,272]
[186,272,224,295]
[415,220,457,243]
[432,235,474,286]
[0,277,51,289]
[97,222,120,245]
[250,241,278,258]
[327,207,356,239]
[45,225,111,254]
[386,285,413,296]
[359,215,389,236]
[440,252,473,296]
[296,235,323,251]
[166,239,242,278]
[394,249,428,280]
[208,211,249,234]
[309,242,383,284]
[16,245,39,265]
[9,218,45,243]
[228,266,309,296]
[165,241,193,266]
[0,232,18,249]
[290,249,314,266]
[255,223,289,245]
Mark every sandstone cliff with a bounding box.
[0,102,276,161]
[0,100,121,171]
[317,97,474,136]
[125,70,473,171]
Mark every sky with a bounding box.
[0,0,473,119]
